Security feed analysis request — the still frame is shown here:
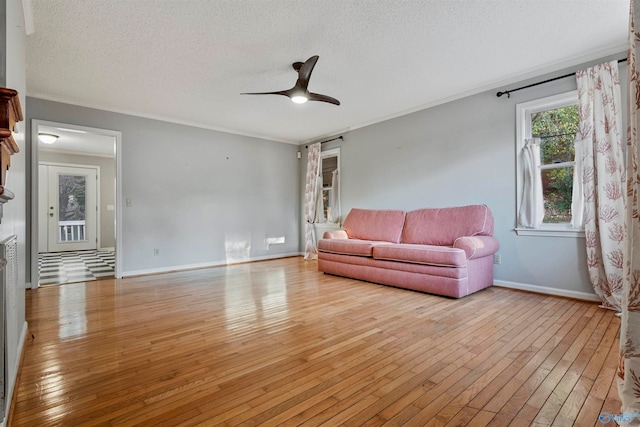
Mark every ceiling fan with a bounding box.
[242,55,340,106]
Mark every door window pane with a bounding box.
[58,175,87,242]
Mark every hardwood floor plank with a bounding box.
[552,313,617,425]
[465,409,497,426]
[600,361,623,418]
[574,337,620,426]
[465,298,574,410]
[532,309,608,424]
[481,301,610,423]
[399,295,580,425]
[441,406,480,426]
[11,257,622,426]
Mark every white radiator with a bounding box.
[0,234,17,417]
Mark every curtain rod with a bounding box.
[305,135,343,149]
[496,57,628,98]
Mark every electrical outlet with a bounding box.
[494,254,501,265]
[154,248,159,256]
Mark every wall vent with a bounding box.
[0,234,17,418]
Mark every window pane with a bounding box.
[58,174,87,242]
[540,135,575,164]
[531,104,578,165]
[541,166,573,223]
[58,175,86,221]
[322,189,331,220]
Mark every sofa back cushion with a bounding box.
[401,204,494,245]
[342,209,406,243]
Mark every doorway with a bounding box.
[31,120,123,288]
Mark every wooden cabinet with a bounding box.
[0,88,22,219]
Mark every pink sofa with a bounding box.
[317,205,499,298]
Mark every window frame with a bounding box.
[515,91,584,238]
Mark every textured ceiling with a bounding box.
[26,0,628,144]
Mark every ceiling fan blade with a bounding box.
[241,90,291,97]
[308,92,340,106]
[297,55,319,90]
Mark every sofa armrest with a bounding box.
[453,235,500,259]
[322,229,349,240]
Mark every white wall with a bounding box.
[26,99,301,276]
[302,52,627,300]
[1,0,28,424]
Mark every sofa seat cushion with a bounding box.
[318,251,467,279]
[372,244,467,267]
[318,238,392,257]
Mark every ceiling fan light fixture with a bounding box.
[242,55,340,106]
[38,133,59,144]
[291,95,308,104]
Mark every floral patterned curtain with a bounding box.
[619,0,640,418]
[303,143,321,260]
[576,60,625,311]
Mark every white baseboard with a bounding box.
[122,252,303,277]
[99,247,115,251]
[494,280,601,302]
[1,321,28,427]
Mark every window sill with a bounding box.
[515,227,585,238]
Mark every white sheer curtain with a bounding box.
[576,60,625,311]
[303,143,321,260]
[329,169,341,224]
[314,174,325,223]
[619,0,640,419]
[519,138,544,228]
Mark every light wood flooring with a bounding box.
[11,257,620,426]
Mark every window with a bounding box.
[317,148,340,224]
[516,91,584,237]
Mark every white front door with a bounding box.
[39,165,98,252]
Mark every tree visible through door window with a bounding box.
[58,175,87,241]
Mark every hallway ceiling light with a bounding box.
[38,133,59,144]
